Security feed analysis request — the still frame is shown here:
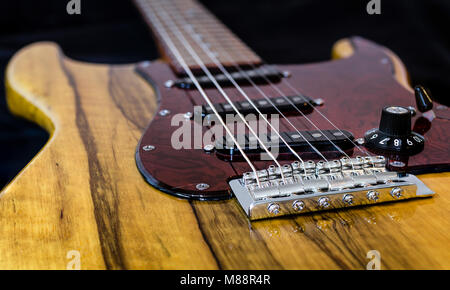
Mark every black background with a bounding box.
[0,0,449,188]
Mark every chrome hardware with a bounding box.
[159,109,170,116]
[391,187,403,198]
[267,203,280,215]
[142,145,155,151]
[203,144,215,153]
[196,183,210,191]
[229,156,434,220]
[313,98,325,106]
[164,80,175,88]
[366,190,380,201]
[318,197,331,208]
[355,138,365,145]
[184,112,193,119]
[343,194,354,205]
[292,200,305,212]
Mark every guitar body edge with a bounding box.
[1,40,449,270]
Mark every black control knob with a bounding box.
[364,106,425,155]
[379,106,411,136]
[414,85,433,113]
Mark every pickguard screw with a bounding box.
[355,138,365,145]
[159,109,170,116]
[142,145,155,151]
[407,106,417,116]
[203,144,215,152]
[164,80,175,88]
[196,183,210,190]
[389,160,406,168]
[184,112,193,119]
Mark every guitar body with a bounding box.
[1,38,449,269]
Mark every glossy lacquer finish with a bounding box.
[3,39,450,270]
[136,37,450,200]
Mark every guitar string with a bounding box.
[177,0,370,171]
[136,0,262,185]
[244,63,375,168]
[161,0,341,175]
[160,2,311,171]
[162,0,352,172]
[150,3,289,182]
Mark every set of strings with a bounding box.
[139,0,375,185]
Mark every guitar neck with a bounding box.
[133,0,262,74]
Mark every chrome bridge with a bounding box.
[229,156,434,220]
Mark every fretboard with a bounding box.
[134,0,262,74]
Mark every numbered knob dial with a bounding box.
[364,106,425,154]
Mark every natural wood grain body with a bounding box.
[1,41,449,269]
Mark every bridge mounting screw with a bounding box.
[203,144,215,153]
[343,194,354,205]
[292,200,305,212]
[390,187,403,199]
[267,203,281,215]
[164,80,175,88]
[318,197,331,208]
[159,109,170,116]
[196,183,210,191]
[142,145,155,151]
[367,190,380,201]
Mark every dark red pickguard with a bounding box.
[135,37,450,200]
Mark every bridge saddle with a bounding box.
[229,156,434,220]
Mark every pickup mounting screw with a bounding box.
[314,98,325,106]
[267,203,281,215]
[292,200,305,212]
[142,145,155,151]
[196,183,210,190]
[390,187,403,199]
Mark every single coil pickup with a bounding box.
[198,95,319,120]
[174,65,282,89]
[215,130,354,156]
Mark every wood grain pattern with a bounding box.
[1,40,449,269]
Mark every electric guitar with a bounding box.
[1,0,449,269]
